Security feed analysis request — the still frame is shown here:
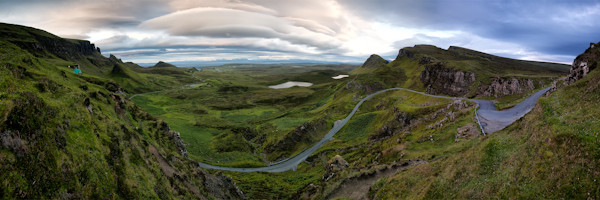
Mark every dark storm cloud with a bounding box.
[340,0,600,57]
[1,0,598,64]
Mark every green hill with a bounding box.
[0,25,243,199]
[152,61,178,68]
[369,42,600,199]
[350,45,569,109]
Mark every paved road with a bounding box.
[194,86,551,172]
[474,86,552,133]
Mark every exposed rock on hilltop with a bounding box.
[420,62,476,96]
[361,54,389,68]
[566,42,599,85]
[396,48,415,59]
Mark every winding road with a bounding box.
[196,86,553,172]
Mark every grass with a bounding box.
[130,63,356,167]
[0,40,216,199]
[369,69,600,199]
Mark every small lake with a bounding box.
[332,75,349,79]
[268,81,313,89]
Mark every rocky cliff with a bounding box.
[420,62,476,96]
[0,23,100,60]
[566,42,599,85]
[476,77,536,97]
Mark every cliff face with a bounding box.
[476,77,536,97]
[420,62,476,96]
[0,23,100,60]
[566,42,599,85]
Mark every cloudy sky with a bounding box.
[1,0,599,65]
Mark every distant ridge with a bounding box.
[152,61,177,68]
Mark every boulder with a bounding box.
[323,155,349,181]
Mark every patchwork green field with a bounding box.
[131,64,357,167]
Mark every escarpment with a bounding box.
[476,77,536,97]
[566,42,599,85]
[420,62,476,97]
[0,23,100,59]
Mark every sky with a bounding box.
[1,0,599,66]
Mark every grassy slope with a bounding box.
[371,65,600,199]
[0,39,241,198]
[132,64,355,167]
[350,45,569,108]
[0,23,198,95]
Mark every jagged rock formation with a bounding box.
[369,107,413,142]
[420,62,476,96]
[566,42,599,85]
[396,48,415,59]
[455,123,479,142]
[0,23,100,59]
[323,155,349,181]
[361,54,389,68]
[476,77,536,97]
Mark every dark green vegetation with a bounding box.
[370,43,600,199]
[0,23,243,199]
[2,22,595,199]
[352,45,569,108]
[133,44,572,198]
[131,64,356,167]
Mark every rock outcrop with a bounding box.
[157,120,188,158]
[0,23,99,60]
[396,48,415,60]
[361,54,389,68]
[323,155,349,181]
[369,107,413,141]
[476,77,535,97]
[455,123,479,142]
[566,42,599,85]
[420,62,476,96]
[264,119,328,155]
[201,171,246,199]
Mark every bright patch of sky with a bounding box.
[1,0,598,65]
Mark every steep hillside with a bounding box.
[0,23,199,94]
[349,45,569,109]
[370,42,600,199]
[0,32,243,198]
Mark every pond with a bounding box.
[332,75,349,79]
[268,81,313,89]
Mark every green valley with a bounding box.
[1,8,599,199]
